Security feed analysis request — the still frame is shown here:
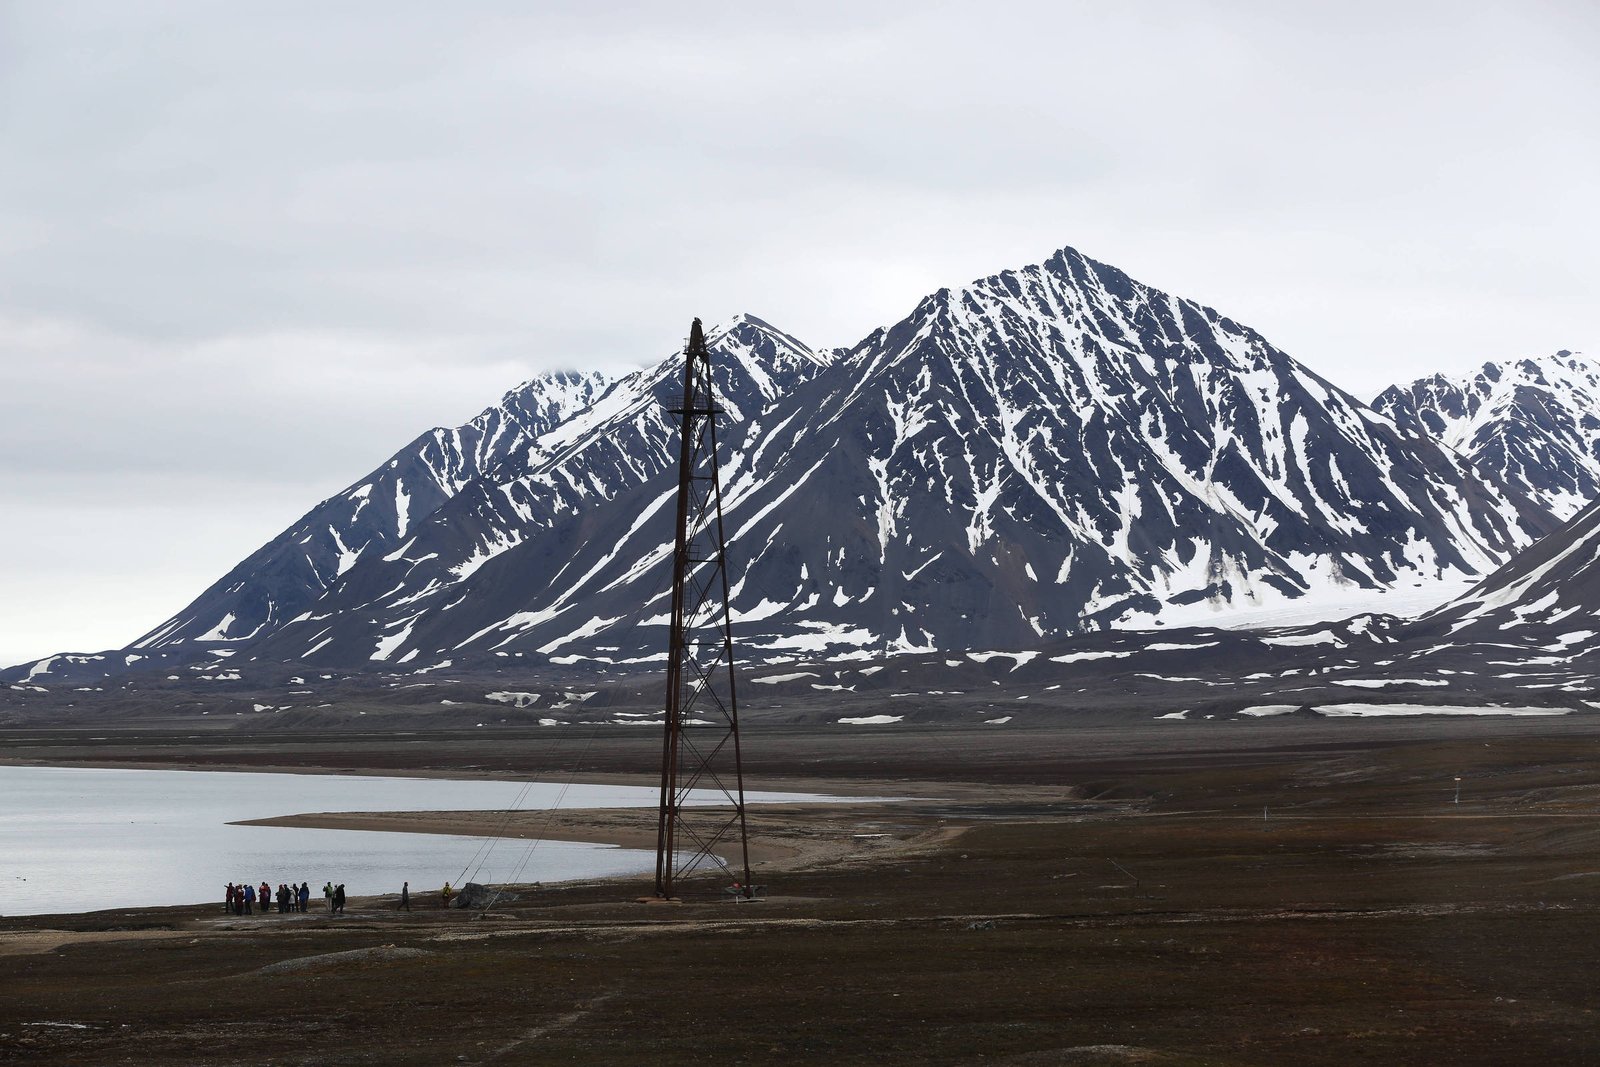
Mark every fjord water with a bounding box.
[0,766,823,917]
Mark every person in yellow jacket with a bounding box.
[441,881,453,907]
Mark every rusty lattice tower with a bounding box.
[654,318,754,900]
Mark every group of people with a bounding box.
[222,879,455,916]
[223,880,345,916]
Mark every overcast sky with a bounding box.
[2,1,1597,666]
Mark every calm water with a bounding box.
[0,765,841,916]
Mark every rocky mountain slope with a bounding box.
[1412,495,1600,657]
[15,478,1600,725]
[1376,350,1600,521]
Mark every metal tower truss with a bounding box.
[653,317,754,900]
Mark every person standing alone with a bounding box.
[398,881,410,911]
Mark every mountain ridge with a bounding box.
[130,368,613,652]
[166,244,1558,670]
[5,245,1568,681]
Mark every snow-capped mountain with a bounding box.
[1375,351,1600,521]
[471,246,1553,661]
[133,314,834,665]
[138,245,1555,670]
[132,369,611,650]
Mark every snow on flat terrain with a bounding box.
[1050,650,1130,663]
[1169,576,1478,631]
[750,672,820,685]
[486,691,540,707]
[1316,703,1571,717]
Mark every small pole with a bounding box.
[1109,859,1139,898]
[1454,776,1462,806]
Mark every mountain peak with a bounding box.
[1376,350,1600,521]
[708,313,832,369]
[494,368,612,433]
[873,243,1272,384]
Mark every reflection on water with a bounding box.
[0,766,834,917]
